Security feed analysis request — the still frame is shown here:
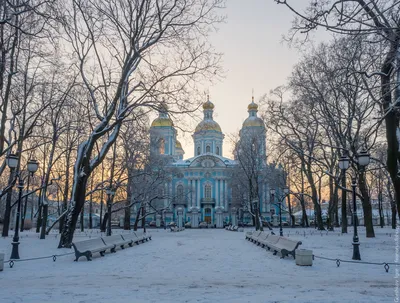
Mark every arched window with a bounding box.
[216,147,220,155]
[206,145,211,153]
[205,184,211,199]
[197,146,201,155]
[177,185,184,202]
[159,138,165,154]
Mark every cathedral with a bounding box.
[149,97,285,228]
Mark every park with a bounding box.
[1,1,400,302]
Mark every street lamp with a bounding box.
[338,149,370,260]
[106,187,116,236]
[163,210,166,230]
[8,155,39,259]
[21,159,39,231]
[270,187,289,237]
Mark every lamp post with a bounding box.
[7,155,39,259]
[163,210,166,230]
[338,148,370,260]
[270,187,289,237]
[106,187,115,236]
[21,159,39,232]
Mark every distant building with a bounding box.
[145,97,285,227]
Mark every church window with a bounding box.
[216,147,220,155]
[206,145,211,153]
[205,184,211,199]
[158,138,165,154]
[177,185,184,202]
[197,146,201,155]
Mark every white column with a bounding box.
[224,180,228,210]
[215,179,219,206]
[197,179,200,208]
[164,182,168,208]
[220,180,223,209]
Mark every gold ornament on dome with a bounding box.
[242,117,265,128]
[151,117,174,127]
[175,140,183,149]
[195,120,222,132]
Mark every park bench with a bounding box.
[233,226,238,231]
[257,233,269,247]
[72,238,116,261]
[122,233,143,245]
[263,234,280,250]
[268,237,302,258]
[138,231,152,241]
[102,235,132,252]
[249,230,262,242]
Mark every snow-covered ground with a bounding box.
[0,227,397,303]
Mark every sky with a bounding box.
[175,1,329,159]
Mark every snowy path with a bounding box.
[0,228,396,303]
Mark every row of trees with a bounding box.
[258,0,400,236]
[0,0,225,248]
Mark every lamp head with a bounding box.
[6,154,18,169]
[27,159,39,173]
[270,188,276,195]
[338,155,350,170]
[357,148,370,167]
[283,187,289,194]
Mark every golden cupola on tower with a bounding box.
[151,102,174,127]
[242,97,265,128]
[195,97,222,133]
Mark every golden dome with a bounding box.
[242,117,265,128]
[248,102,258,111]
[151,117,173,127]
[248,96,258,111]
[195,120,221,132]
[175,140,183,149]
[203,100,215,110]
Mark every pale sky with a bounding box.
[176,1,328,159]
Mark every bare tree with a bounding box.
[57,0,224,247]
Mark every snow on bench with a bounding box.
[268,237,302,259]
[102,235,132,251]
[170,226,185,232]
[246,231,302,259]
[226,225,238,231]
[72,238,115,261]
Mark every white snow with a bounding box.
[0,227,397,303]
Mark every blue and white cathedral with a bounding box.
[149,97,285,228]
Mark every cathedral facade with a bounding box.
[149,97,284,228]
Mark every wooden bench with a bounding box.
[72,238,116,261]
[263,234,281,250]
[135,231,151,241]
[122,233,142,245]
[268,237,302,258]
[257,233,269,247]
[249,230,262,242]
[102,235,132,251]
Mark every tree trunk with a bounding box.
[60,150,71,233]
[358,171,375,238]
[21,173,31,231]
[40,204,48,239]
[80,205,84,232]
[2,170,15,237]
[141,205,146,233]
[36,201,42,233]
[58,174,89,248]
[100,212,108,232]
[89,176,93,229]
[305,161,324,230]
[133,204,141,231]
[381,44,400,232]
